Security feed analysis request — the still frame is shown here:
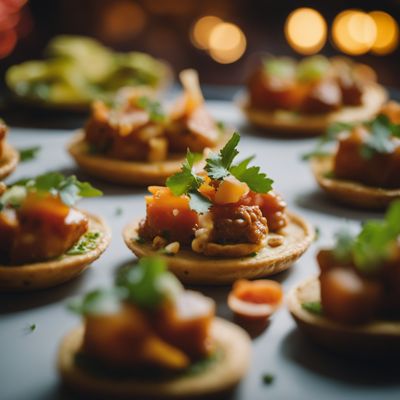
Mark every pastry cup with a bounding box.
[0,212,111,292]
[311,154,400,209]
[58,318,251,399]
[239,84,387,136]
[0,142,19,180]
[68,131,228,186]
[122,212,314,285]
[288,277,400,357]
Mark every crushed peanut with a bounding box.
[165,241,180,255]
[268,236,284,248]
[152,235,167,249]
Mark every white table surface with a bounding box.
[0,101,397,400]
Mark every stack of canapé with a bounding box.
[1,49,399,399]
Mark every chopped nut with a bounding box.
[165,241,180,254]
[172,209,179,217]
[268,236,284,247]
[152,235,167,249]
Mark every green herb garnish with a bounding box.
[0,172,102,210]
[117,257,182,309]
[134,236,145,244]
[24,323,37,334]
[331,201,400,273]
[205,133,273,193]
[115,206,123,216]
[19,146,40,162]
[301,301,323,315]
[68,287,127,316]
[262,373,275,385]
[136,96,165,122]
[67,232,101,255]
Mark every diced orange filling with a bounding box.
[334,126,400,189]
[138,186,198,244]
[83,291,214,370]
[0,193,88,264]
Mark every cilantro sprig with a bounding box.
[302,115,400,161]
[136,96,165,122]
[332,201,400,273]
[69,257,182,315]
[166,133,273,213]
[0,172,102,210]
[205,132,273,193]
[18,146,41,162]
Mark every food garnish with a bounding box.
[18,146,41,162]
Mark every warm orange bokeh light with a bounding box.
[191,16,222,50]
[332,10,377,55]
[208,22,246,64]
[369,11,399,55]
[285,8,327,55]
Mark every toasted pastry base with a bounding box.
[122,212,314,285]
[240,84,387,136]
[58,318,251,399]
[288,277,400,357]
[68,131,228,186]
[311,155,400,209]
[0,212,111,292]
[0,142,19,180]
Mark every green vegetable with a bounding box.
[66,232,101,255]
[115,207,123,216]
[205,132,273,193]
[166,150,210,213]
[296,55,330,83]
[117,257,182,309]
[18,146,41,162]
[24,323,36,334]
[68,288,127,316]
[331,201,400,273]
[0,172,102,210]
[263,57,296,79]
[136,96,165,122]
[301,301,323,315]
[262,373,275,384]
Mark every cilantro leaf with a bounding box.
[136,96,165,122]
[205,132,240,179]
[352,201,400,272]
[361,115,397,159]
[231,164,273,193]
[3,172,103,208]
[19,146,41,162]
[66,232,101,255]
[189,190,212,214]
[166,150,203,196]
[332,228,355,264]
[117,257,182,309]
[205,133,273,193]
[68,288,126,316]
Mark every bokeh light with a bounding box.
[208,22,246,64]
[285,8,327,55]
[101,1,146,42]
[191,16,222,50]
[369,11,399,55]
[332,10,377,55]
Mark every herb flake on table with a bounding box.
[262,373,275,384]
[19,146,41,162]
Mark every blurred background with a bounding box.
[1,0,400,92]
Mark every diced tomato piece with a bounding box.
[139,186,198,244]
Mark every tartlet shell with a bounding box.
[239,84,387,136]
[0,142,19,180]
[288,277,400,357]
[122,212,314,285]
[311,155,400,209]
[0,212,111,292]
[68,131,228,186]
[58,318,251,399]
